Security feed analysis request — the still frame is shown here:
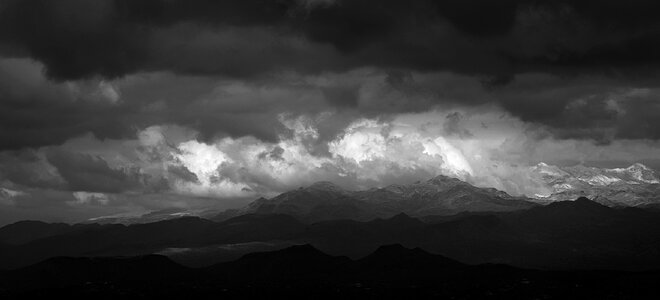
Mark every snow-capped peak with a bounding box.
[629,165,659,184]
[532,162,568,178]
[610,163,660,184]
[530,162,660,205]
[627,163,651,171]
[583,174,620,186]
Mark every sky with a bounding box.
[1,0,660,224]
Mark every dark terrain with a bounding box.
[1,244,659,299]
[2,197,660,271]
[1,195,660,298]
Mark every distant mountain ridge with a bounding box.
[53,164,660,227]
[531,162,660,206]
[82,207,222,225]
[221,175,536,223]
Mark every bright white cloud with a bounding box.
[423,137,473,177]
[117,110,660,198]
[5,103,660,225]
[172,140,250,197]
[176,140,230,183]
[329,119,387,164]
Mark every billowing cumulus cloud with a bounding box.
[45,149,146,193]
[2,107,660,224]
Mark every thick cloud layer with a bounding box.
[1,1,660,224]
[2,58,659,152]
[3,0,660,79]
[1,1,660,147]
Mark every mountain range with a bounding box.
[1,169,660,285]
[216,175,537,223]
[531,162,660,207]
[214,165,660,223]
[81,164,660,226]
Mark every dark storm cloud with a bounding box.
[610,93,660,140]
[0,58,136,149]
[3,0,660,79]
[0,150,65,189]
[0,0,660,150]
[492,74,660,143]
[167,165,199,184]
[45,149,145,193]
[0,0,299,79]
[321,85,359,108]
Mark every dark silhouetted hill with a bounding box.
[1,197,660,272]
[1,244,660,299]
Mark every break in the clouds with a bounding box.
[1,0,660,224]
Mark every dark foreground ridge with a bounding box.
[0,244,658,299]
[2,197,660,271]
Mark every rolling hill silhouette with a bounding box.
[1,197,660,272]
[1,244,659,298]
